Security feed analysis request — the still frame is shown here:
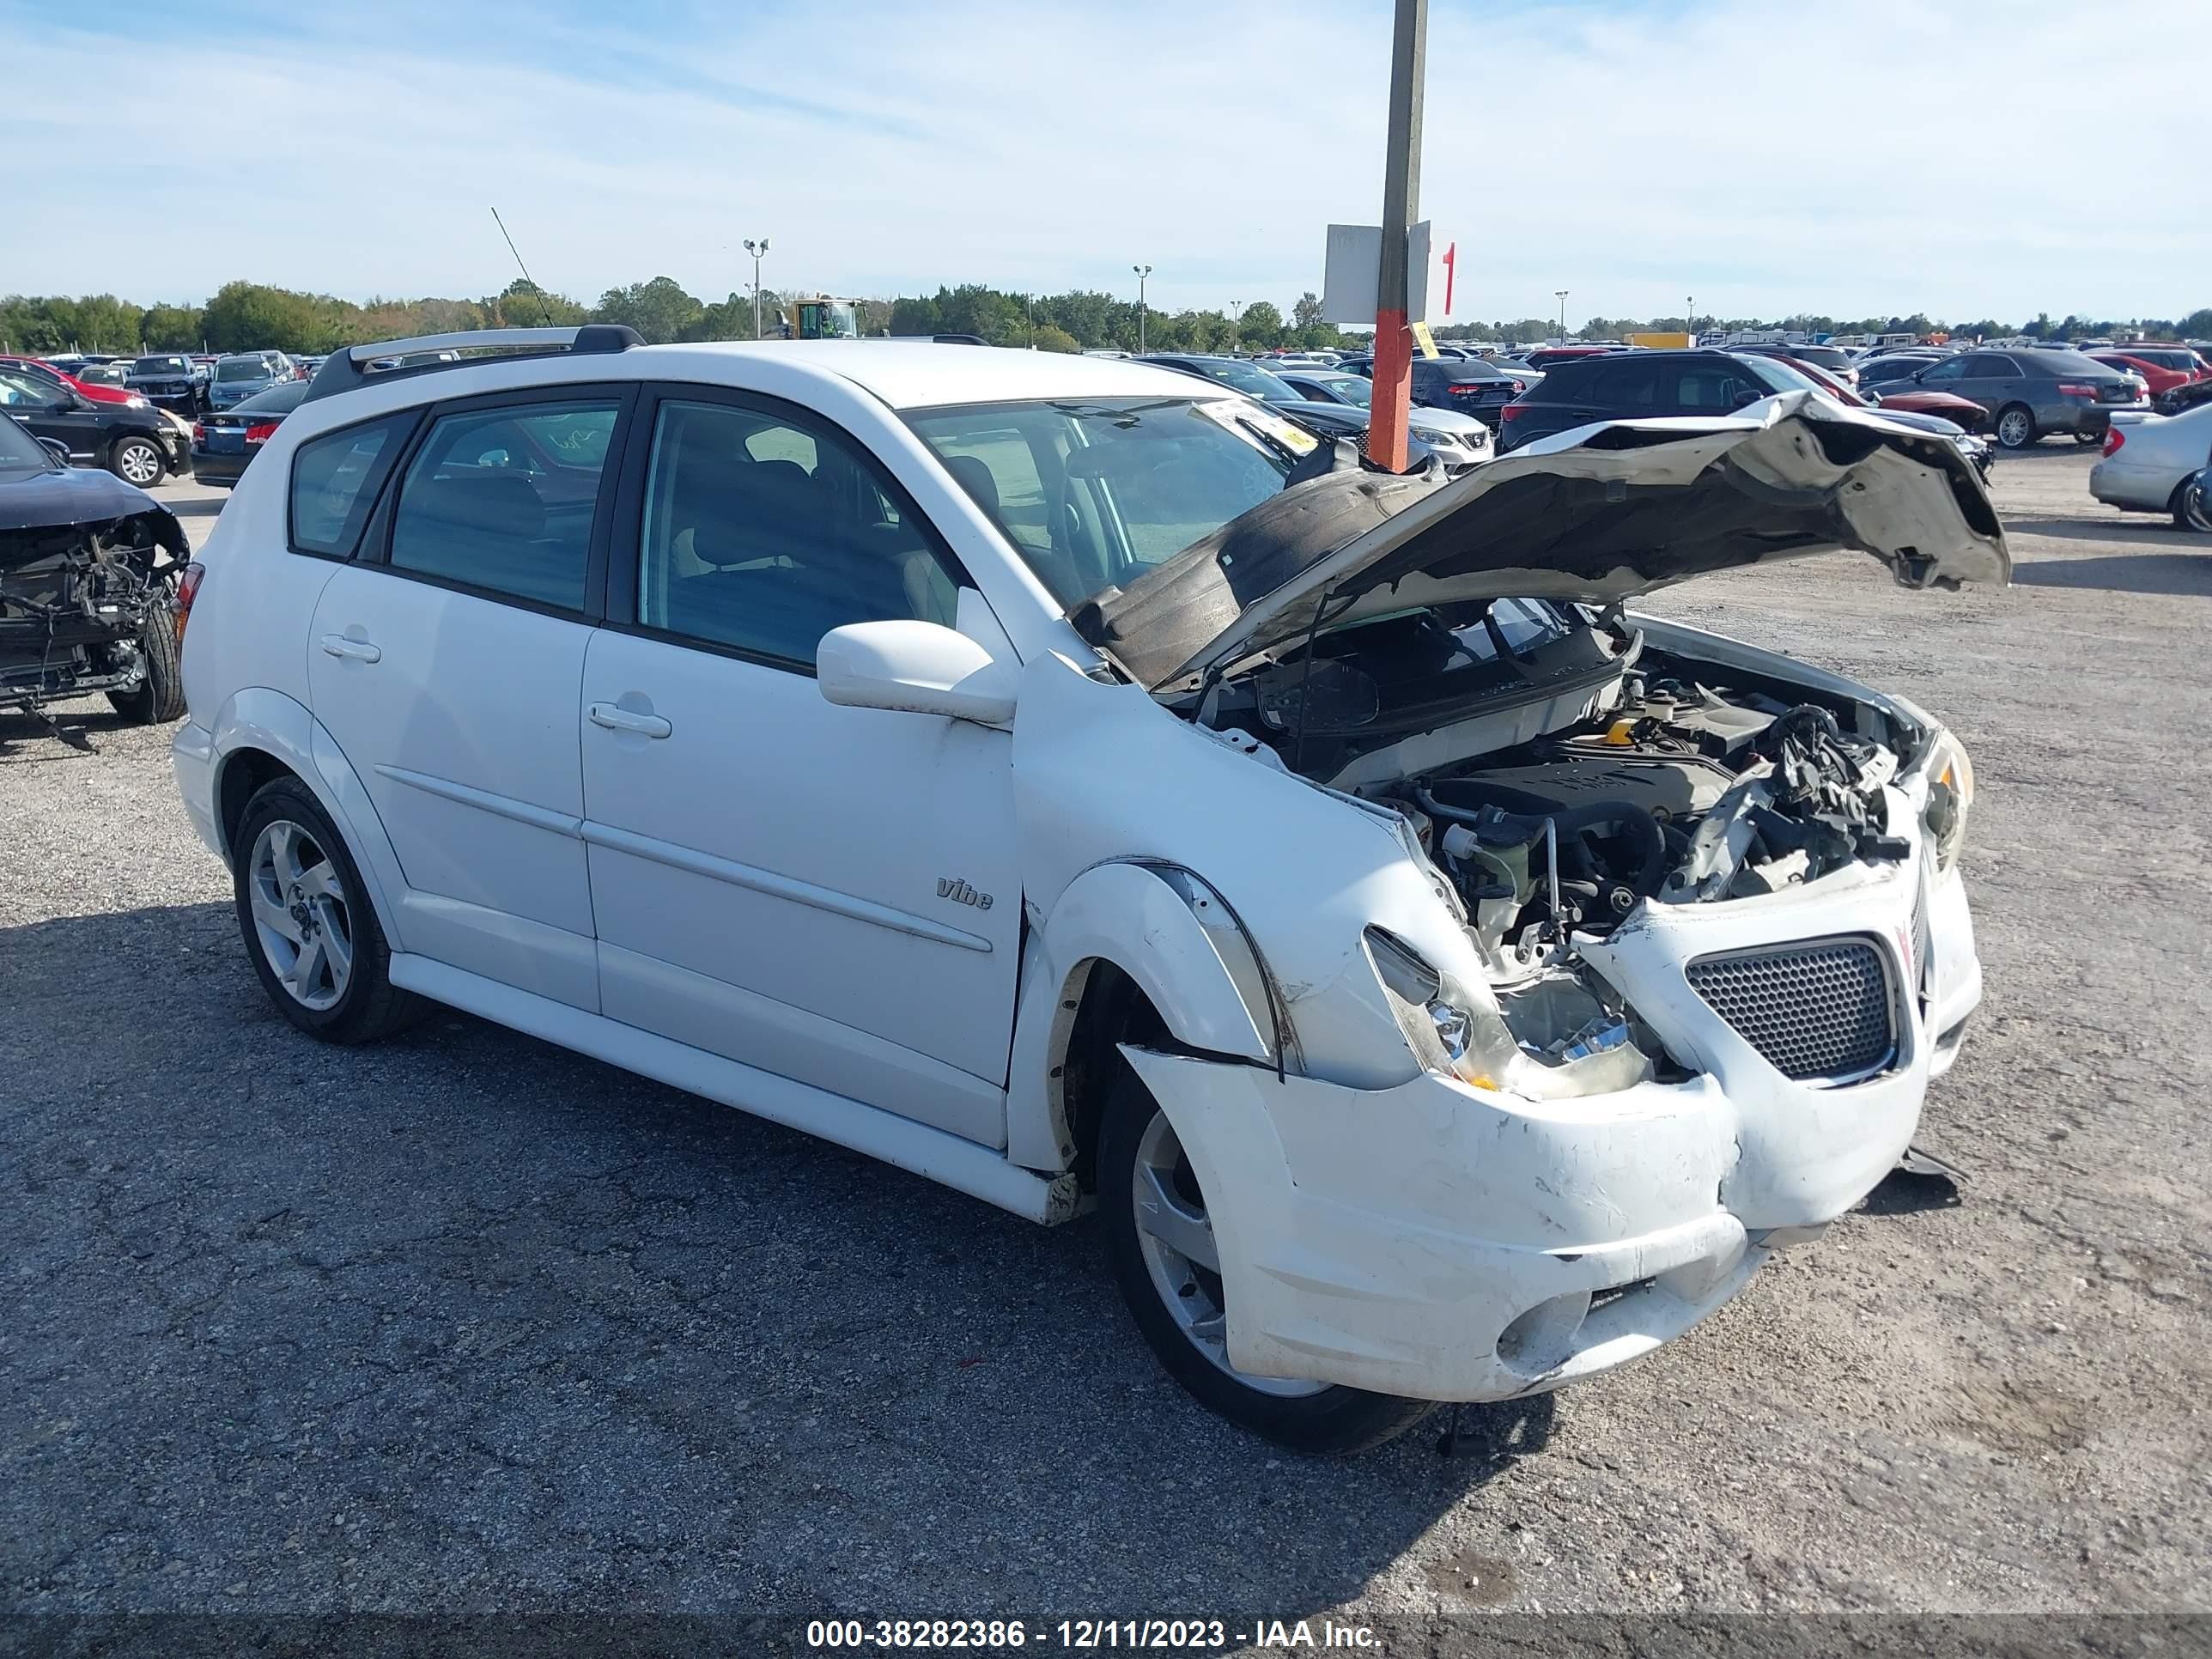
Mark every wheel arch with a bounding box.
[1005,860,1292,1185]
[205,687,409,951]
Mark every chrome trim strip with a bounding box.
[579,820,993,953]
[373,764,583,839]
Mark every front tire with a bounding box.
[1993,404,2037,450]
[104,595,184,723]
[231,777,425,1044]
[1097,1066,1434,1454]
[109,434,166,487]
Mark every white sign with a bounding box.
[1322,222,1430,325]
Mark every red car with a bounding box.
[2089,353,2193,401]
[0,354,144,408]
[1780,356,1990,431]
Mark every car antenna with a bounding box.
[489,206,553,327]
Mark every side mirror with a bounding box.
[817,620,1018,725]
[38,437,70,465]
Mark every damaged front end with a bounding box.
[1039,398,1999,1401]
[1,501,189,714]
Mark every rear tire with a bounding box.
[1993,404,2037,449]
[104,593,184,723]
[1097,1066,1435,1454]
[108,434,166,486]
[2176,471,2212,534]
[231,777,426,1044]
[2074,430,2101,446]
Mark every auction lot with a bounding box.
[3,451,2208,1626]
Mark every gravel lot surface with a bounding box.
[3,452,2208,1636]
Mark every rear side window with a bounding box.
[1521,359,1599,403]
[386,401,619,611]
[289,415,411,557]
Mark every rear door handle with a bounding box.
[319,634,381,663]
[589,702,672,739]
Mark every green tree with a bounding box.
[1031,323,1079,354]
[592,276,704,344]
[1291,292,1326,332]
[199,282,328,352]
[889,294,942,337]
[485,278,587,328]
[1238,300,1284,349]
[139,304,205,349]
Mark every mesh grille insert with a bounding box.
[1685,938,1896,1083]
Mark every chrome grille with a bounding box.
[1685,937,1896,1084]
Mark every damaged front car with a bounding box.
[992,390,2003,1450]
[0,410,191,731]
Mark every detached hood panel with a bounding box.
[1072,392,2010,691]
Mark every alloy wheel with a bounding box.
[247,818,355,1011]
[1129,1111,1327,1399]
[117,441,161,484]
[1995,409,2034,449]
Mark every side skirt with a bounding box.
[386,952,1080,1225]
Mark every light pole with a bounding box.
[1555,289,1569,340]
[1133,264,1152,353]
[1026,293,1035,349]
[744,237,770,339]
[1686,295,1694,338]
[1228,301,1243,356]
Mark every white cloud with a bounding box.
[3,0,2207,325]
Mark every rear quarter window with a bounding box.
[289,413,414,557]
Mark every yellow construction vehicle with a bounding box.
[781,297,863,340]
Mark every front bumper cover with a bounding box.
[1121,841,1979,1403]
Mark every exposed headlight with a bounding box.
[1364,927,1652,1099]
[1923,729,1974,871]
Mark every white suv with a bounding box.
[173,328,2006,1452]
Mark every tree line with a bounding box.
[6,278,2209,357]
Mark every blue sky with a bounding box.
[6,0,2209,325]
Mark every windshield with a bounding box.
[0,411,50,469]
[1170,357,1301,404]
[906,396,1310,607]
[216,359,267,381]
[1310,374,1371,407]
[134,356,190,374]
[1737,355,1826,395]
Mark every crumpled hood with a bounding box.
[1070,391,2010,691]
[0,463,187,562]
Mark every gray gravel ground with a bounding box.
[3,453,2208,1635]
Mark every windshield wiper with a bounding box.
[1045,398,1188,427]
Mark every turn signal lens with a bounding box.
[173,560,206,649]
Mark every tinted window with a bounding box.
[1973,355,2025,380]
[386,401,617,608]
[1593,357,1665,407]
[289,415,412,557]
[215,359,266,382]
[637,398,970,666]
[133,356,191,374]
[1917,359,1965,384]
[1673,363,1755,410]
[234,380,313,416]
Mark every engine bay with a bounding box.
[0,511,183,711]
[1194,601,1930,1093]
[1386,665,1914,962]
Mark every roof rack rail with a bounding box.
[301,323,644,404]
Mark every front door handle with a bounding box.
[319,634,381,663]
[589,702,672,738]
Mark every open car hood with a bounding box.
[1068,392,2010,692]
